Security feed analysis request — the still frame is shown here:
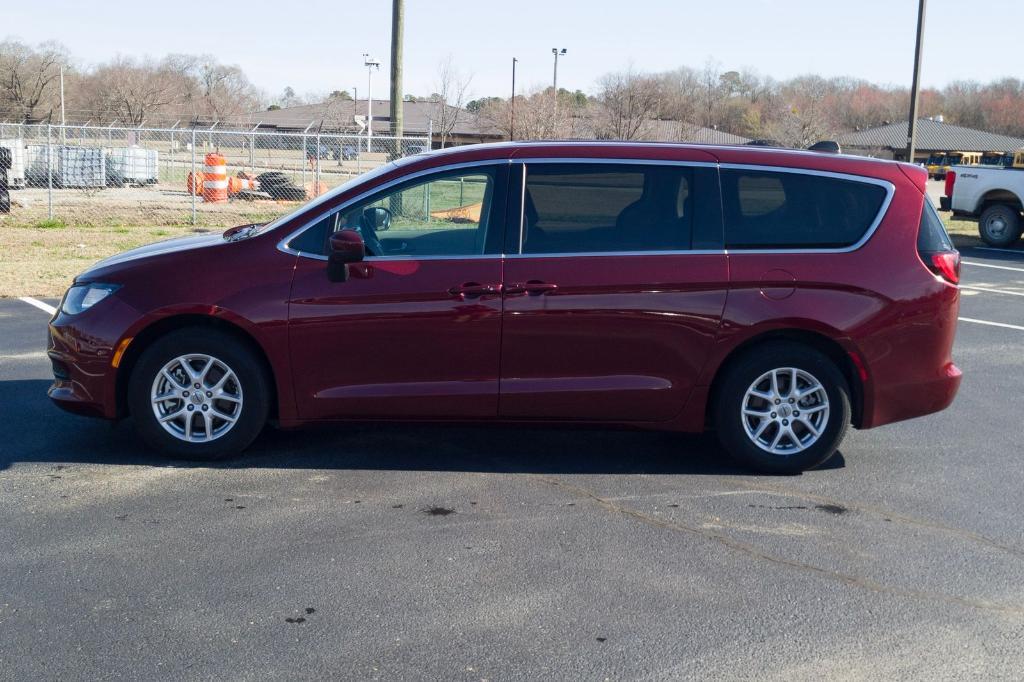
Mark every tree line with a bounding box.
[0,39,262,126]
[472,63,1024,147]
[3,40,1023,147]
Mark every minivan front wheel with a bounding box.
[714,342,851,474]
[128,328,270,459]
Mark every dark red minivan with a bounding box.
[47,142,962,473]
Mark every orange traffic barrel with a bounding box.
[202,153,228,203]
[228,176,256,194]
[187,171,204,195]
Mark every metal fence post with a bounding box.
[301,133,307,189]
[315,132,321,197]
[191,128,197,226]
[46,123,54,220]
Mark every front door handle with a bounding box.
[506,280,559,297]
[448,282,501,299]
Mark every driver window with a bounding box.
[338,170,495,257]
[286,168,497,258]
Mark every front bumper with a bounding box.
[47,296,139,420]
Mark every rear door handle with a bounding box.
[506,280,558,297]
[448,282,501,299]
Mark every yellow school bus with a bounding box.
[925,152,948,178]
[930,151,982,179]
[981,151,1014,168]
[1014,149,1024,169]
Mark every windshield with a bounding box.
[927,154,944,165]
[256,160,404,235]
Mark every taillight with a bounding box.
[944,170,956,198]
[918,198,958,284]
[927,251,961,284]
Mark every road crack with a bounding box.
[532,474,1024,616]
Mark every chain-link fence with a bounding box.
[0,123,430,228]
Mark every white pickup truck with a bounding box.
[941,155,1024,247]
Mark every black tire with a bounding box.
[127,328,270,460]
[978,204,1022,248]
[713,342,851,474]
[256,171,290,187]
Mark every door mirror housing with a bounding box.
[327,229,366,282]
[362,206,391,232]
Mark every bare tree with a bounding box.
[432,56,472,147]
[81,56,191,125]
[656,66,701,123]
[478,88,583,140]
[591,68,662,140]
[0,40,68,122]
[195,61,262,121]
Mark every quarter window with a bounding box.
[521,164,696,254]
[721,169,887,249]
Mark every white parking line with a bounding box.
[959,317,1024,332]
[960,285,1024,298]
[974,247,1024,255]
[0,351,49,361]
[17,297,57,315]
[962,260,1024,273]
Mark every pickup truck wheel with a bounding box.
[978,204,1023,248]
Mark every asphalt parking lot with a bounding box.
[2,245,1024,680]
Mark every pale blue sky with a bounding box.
[4,0,1019,101]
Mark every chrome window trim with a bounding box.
[515,157,718,168]
[276,159,511,260]
[513,158,717,257]
[279,156,897,261]
[506,249,726,259]
[517,162,527,254]
[717,163,895,255]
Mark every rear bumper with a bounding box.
[861,361,961,429]
[939,196,951,212]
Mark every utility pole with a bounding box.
[389,0,404,145]
[551,48,566,92]
[905,0,927,163]
[510,57,517,141]
[363,54,380,152]
[59,65,66,144]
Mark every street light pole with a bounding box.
[551,48,566,92]
[905,0,927,163]
[363,53,380,152]
[510,57,517,141]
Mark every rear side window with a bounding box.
[521,164,696,254]
[918,199,954,252]
[721,169,887,249]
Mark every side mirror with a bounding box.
[362,206,391,232]
[327,229,365,282]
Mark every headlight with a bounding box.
[61,283,121,315]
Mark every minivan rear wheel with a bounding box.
[128,328,270,460]
[713,342,851,474]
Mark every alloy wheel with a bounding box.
[150,354,243,443]
[741,367,830,456]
